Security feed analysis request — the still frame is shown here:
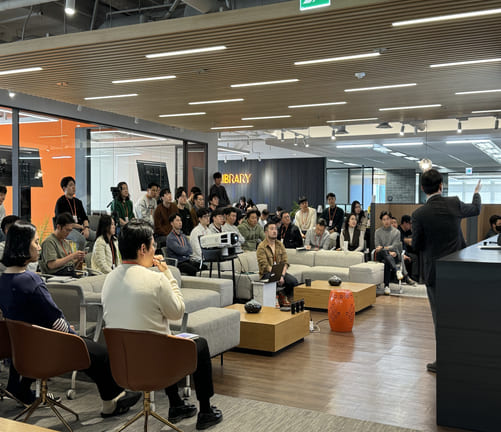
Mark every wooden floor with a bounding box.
[211,295,467,432]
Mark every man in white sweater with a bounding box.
[102,220,223,430]
[190,208,210,267]
[294,196,317,237]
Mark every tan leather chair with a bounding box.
[103,328,197,432]
[6,319,91,432]
[0,320,27,407]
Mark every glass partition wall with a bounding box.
[0,108,13,220]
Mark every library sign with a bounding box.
[222,173,252,184]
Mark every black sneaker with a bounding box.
[196,406,223,430]
[101,391,142,418]
[168,401,197,423]
[405,276,417,286]
[427,361,437,373]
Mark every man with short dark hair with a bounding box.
[209,208,225,233]
[190,208,211,266]
[135,182,160,223]
[153,188,178,247]
[258,209,269,228]
[278,211,303,249]
[222,207,245,250]
[294,196,316,237]
[321,193,345,249]
[412,169,481,373]
[209,172,230,207]
[193,192,206,213]
[40,212,87,274]
[305,219,330,250]
[187,186,202,210]
[238,209,265,251]
[257,222,298,307]
[175,187,197,235]
[485,214,501,239]
[102,220,223,429]
[165,214,199,276]
[54,176,94,250]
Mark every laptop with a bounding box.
[260,262,285,283]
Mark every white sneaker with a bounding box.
[384,286,391,295]
[396,270,404,280]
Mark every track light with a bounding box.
[258,154,262,162]
[495,117,499,130]
[224,156,227,163]
[280,129,285,142]
[414,126,418,135]
[241,155,246,162]
[65,0,76,16]
[457,120,462,134]
[304,138,309,148]
[294,133,298,146]
[400,124,405,136]
[331,128,336,140]
[376,121,392,129]
[336,125,349,134]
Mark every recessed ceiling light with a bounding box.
[446,139,484,144]
[112,75,176,84]
[379,104,441,111]
[189,98,244,105]
[211,125,253,130]
[159,112,206,117]
[289,102,346,108]
[456,89,501,95]
[392,8,501,27]
[390,152,407,157]
[430,58,501,68]
[231,79,299,88]
[326,118,378,123]
[383,142,423,146]
[84,93,138,100]
[336,144,373,149]
[294,52,380,66]
[0,67,42,76]
[344,83,417,92]
[146,45,226,59]
[471,109,501,113]
[241,115,291,120]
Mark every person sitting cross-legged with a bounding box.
[102,220,223,430]
[165,214,199,276]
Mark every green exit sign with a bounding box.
[300,0,331,11]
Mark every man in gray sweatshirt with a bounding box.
[374,211,404,295]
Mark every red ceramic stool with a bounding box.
[328,289,355,332]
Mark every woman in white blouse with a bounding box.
[91,215,121,273]
[339,213,364,252]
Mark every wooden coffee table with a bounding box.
[295,280,376,312]
[226,304,309,353]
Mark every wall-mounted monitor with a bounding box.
[0,146,43,187]
[136,160,170,191]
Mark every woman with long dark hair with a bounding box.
[111,181,135,227]
[339,213,364,252]
[0,220,140,413]
[91,214,122,273]
[351,200,369,231]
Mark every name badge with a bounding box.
[328,220,333,227]
[73,215,78,223]
[125,217,129,222]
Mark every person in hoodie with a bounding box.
[238,209,265,251]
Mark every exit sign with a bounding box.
[300,0,331,11]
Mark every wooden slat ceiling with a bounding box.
[0,0,499,132]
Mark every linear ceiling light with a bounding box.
[289,102,346,108]
[392,8,501,27]
[295,52,380,66]
[159,112,206,117]
[146,45,226,59]
[65,0,75,16]
[345,83,417,92]
[390,152,407,157]
[328,159,343,163]
[471,109,501,113]
[113,75,176,84]
[84,93,138,100]
[231,79,299,87]
[446,140,484,144]
[189,98,243,105]
[326,117,378,123]
[344,162,359,166]
[241,115,291,120]
[0,67,42,76]
[379,104,441,111]
[217,147,250,155]
[336,144,373,148]
[456,89,501,95]
[404,156,419,161]
[430,58,501,68]
[211,125,253,130]
[383,142,423,146]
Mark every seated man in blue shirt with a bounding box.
[165,214,199,276]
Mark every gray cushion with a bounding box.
[181,288,220,313]
[168,265,183,287]
[314,250,364,267]
[286,249,316,266]
[302,266,350,282]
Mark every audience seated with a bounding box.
[351,200,369,232]
[135,182,160,224]
[54,176,94,251]
[258,209,269,228]
[208,193,219,222]
[209,208,225,234]
[294,196,317,237]
[0,220,141,414]
[153,188,178,248]
[209,172,230,208]
[398,215,418,285]
[0,215,23,274]
[91,214,122,274]
[40,212,86,275]
[187,186,202,211]
[237,196,248,213]
[101,220,223,430]
[222,207,245,250]
[256,222,298,307]
[339,213,364,252]
[374,211,404,295]
[111,181,135,228]
[238,209,265,251]
[277,211,303,249]
[175,187,197,236]
[305,218,330,250]
[321,193,344,249]
[165,214,199,276]
[190,208,210,267]
[192,191,206,214]
[485,214,501,239]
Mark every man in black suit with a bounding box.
[412,169,481,373]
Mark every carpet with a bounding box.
[376,282,428,298]
[0,375,423,432]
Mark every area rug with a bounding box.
[0,375,422,432]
